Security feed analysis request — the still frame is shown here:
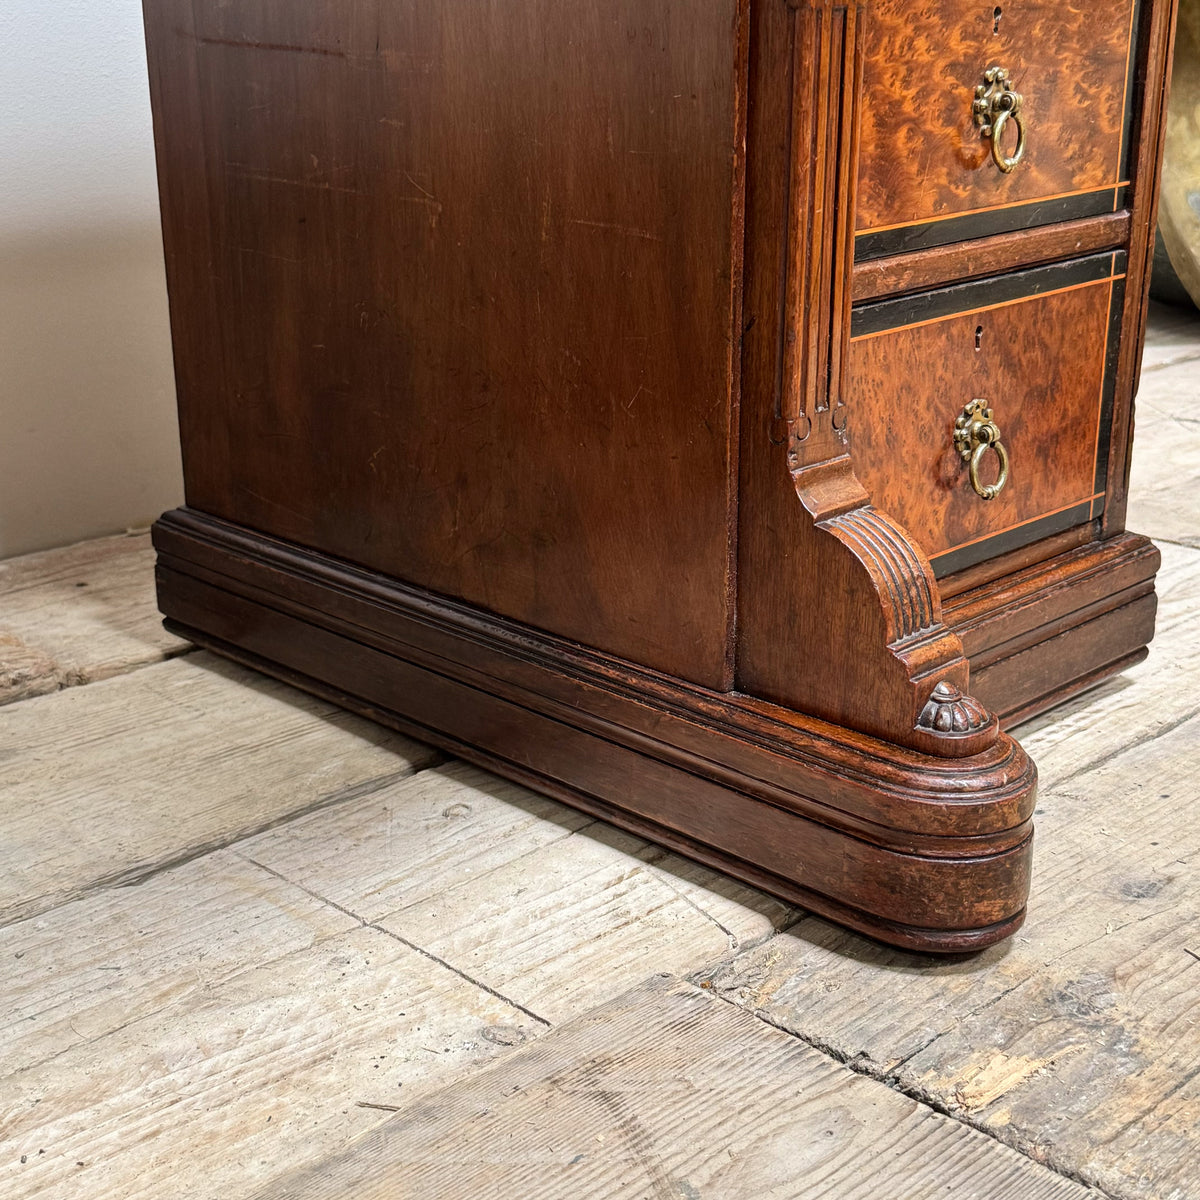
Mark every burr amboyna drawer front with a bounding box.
[854,0,1142,259]
[847,252,1126,578]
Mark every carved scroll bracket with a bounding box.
[766,0,998,758]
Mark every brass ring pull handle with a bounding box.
[954,399,1010,501]
[973,67,1027,174]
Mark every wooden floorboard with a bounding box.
[0,531,188,705]
[0,852,535,1200]
[698,594,1200,1200]
[0,677,792,1198]
[1125,360,1200,549]
[236,760,797,1025]
[253,977,1098,1200]
[0,652,439,926]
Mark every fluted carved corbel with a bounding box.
[761,0,997,757]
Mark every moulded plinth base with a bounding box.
[153,507,1039,953]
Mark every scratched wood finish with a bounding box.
[0,778,786,1200]
[856,0,1139,233]
[142,0,745,688]
[256,977,1097,1200]
[236,761,795,1024]
[0,883,526,1200]
[849,277,1115,561]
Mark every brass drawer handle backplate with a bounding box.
[955,399,1010,501]
[973,67,1026,174]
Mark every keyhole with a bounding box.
[975,325,984,351]
[993,6,1002,34]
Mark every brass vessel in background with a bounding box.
[1157,0,1200,308]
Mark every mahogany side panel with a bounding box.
[142,0,747,689]
[856,0,1139,234]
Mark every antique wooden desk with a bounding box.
[144,0,1177,950]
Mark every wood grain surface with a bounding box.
[0,676,785,1200]
[849,276,1116,560]
[701,694,1200,1200]
[0,874,526,1200]
[851,213,1131,302]
[254,977,1097,1200]
[0,532,188,705]
[0,652,437,925]
[143,0,746,688]
[857,0,1139,233]
[236,761,794,1024]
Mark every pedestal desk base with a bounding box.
[153,507,1051,953]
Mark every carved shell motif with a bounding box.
[917,682,990,734]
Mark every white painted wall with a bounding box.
[0,1,182,558]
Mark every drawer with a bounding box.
[846,252,1126,577]
[855,0,1141,258]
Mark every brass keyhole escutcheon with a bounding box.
[955,399,1010,501]
[973,66,1027,174]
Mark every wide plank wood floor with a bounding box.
[257,978,1098,1200]
[2,303,1197,1199]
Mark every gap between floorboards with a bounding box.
[688,930,1121,1199]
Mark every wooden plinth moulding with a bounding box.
[154,507,1035,954]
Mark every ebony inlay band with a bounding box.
[851,251,1127,339]
[855,188,1130,261]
